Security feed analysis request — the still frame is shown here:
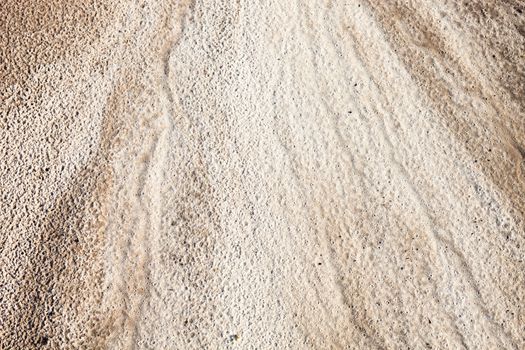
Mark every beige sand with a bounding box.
[1,0,524,349]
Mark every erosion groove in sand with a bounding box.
[1,0,524,349]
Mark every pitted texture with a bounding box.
[1,0,524,349]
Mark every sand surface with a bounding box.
[1,1,525,349]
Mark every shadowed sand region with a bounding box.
[1,0,524,349]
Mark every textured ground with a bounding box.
[1,0,524,349]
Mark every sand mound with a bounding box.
[1,1,524,349]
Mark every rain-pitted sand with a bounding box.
[1,1,524,349]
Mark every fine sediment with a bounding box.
[1,1,524,349]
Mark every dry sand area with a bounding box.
[1,0,525,349]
